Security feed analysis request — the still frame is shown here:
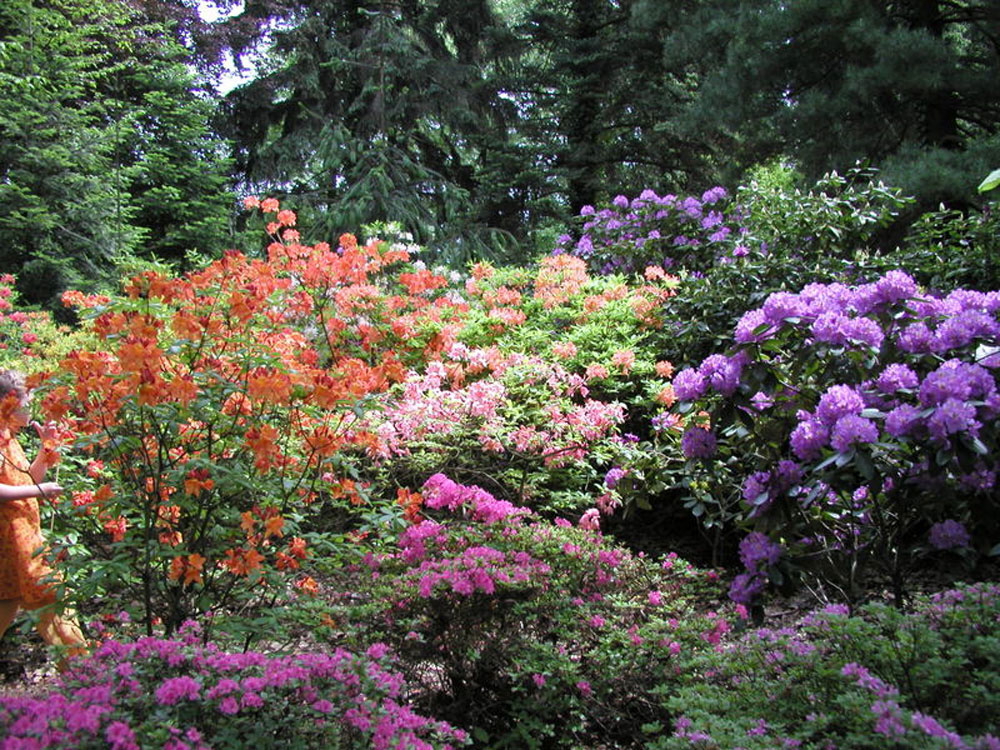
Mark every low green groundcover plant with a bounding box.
[652,582,1000,749]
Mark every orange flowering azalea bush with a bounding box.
[21,199,694,640]
[35,201,470,639]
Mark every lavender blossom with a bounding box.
[790,418,829,461]
[699,354,743,396]
[885,403,923,438]
[728,572,766,604]
[673,368,708,401]
[762,292,803,325]
[816,385,866,426]
[928,519,971,550]
[681,427,717,459]
[876,364,920,394]
[739,532,781,572]
[604,467,626,489]
[734,309,772,343]
[927,398,980,443]
[830,414,879,452]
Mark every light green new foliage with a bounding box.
[979,168,1000,193]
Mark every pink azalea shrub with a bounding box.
[354,348,630,514]
[0,273,85,369]
[322,474,735,748]
[351,254,681,519]
[0,621,466,749]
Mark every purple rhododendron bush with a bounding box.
[2,182,1000,749]
[666,270,1000,608]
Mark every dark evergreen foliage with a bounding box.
[0,0,234,310]
[218,0,522,264]
[649,0,1000,208]
[6,0,999,282]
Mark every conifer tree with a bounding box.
[511,0,710,217]
[219,0,518,263]
[0,0,140,308]
[649,0,1000,206]
[0,0,234,310]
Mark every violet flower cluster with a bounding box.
[672,271,1000,604]
[676,587,1000,749]
[844,662,1000,748]
[556,187,749,275]
[729,533,783,605]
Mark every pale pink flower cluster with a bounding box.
[611,349,635,374]
[362,348,626,465]
[362,360,507,457]
[552,341,578,359]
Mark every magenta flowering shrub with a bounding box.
[648,583,1000,749]
[0,621,466,749]
[0,272,86,370]
[670,270,1000,604]
[557,187,746,275]
[323,474,735,748]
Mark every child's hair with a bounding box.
[0,369,28,404]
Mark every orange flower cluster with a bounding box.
[534,255,589,309]
[655,384,677,407]
[168,553,205,587]
[214,504,307,579]
[36,196,485,625]
[294,575,319,596]
[398,269,448,295]
[50,198,455,472]
[183,468,214,498]
[396,487,423,523]
[157,504,183,547]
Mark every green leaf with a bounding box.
[854,449,875,481]
[834,450,854,468]
[969,437,989,456]
[978,168,1000,193]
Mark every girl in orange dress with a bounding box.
[0,369,86,664]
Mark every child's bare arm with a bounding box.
[0,481,62,502]
[28,421,59,483]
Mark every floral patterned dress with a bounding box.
[0,433,55,607]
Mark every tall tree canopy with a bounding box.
[217,0,717,259]
[510,0,712,216]
[8,0,997,286]
[0,0,233,309]
[647,0,1000,207]
[218,0,523,262]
